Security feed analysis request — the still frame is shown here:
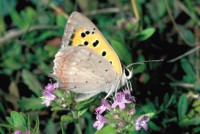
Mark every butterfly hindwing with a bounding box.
[52,46,120,98]
[62,11,122,74]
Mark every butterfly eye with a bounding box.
[124,68,132,79]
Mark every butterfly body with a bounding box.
[52,11,132,101]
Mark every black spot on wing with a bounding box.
[81,32,86,38]
[68,33,75,45]
[69,40,72,45]
[84,41,89,46]
[102,51,106,56]
[85,31,90,35]
[93,40,99,47]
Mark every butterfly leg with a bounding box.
[105,80,120,99]
[127,81,132,91]
[125,79,130,91]
[129,82,133,91]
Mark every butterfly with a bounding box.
[51,11,133,102]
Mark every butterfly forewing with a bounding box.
[62,11,122,75]
[52,46,120,95]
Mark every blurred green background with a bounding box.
[0,0,200,133]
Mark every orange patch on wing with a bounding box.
[69,28,122,74]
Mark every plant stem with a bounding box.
[131,0,140,21]
[72,111,82,134]
[164,0,191,46]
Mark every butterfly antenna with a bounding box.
[127,59,164,69]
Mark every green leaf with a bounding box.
[78,108,88,117]
[33,116,40,133]
[56,15,66,28]
[61,115,74,123]
[60,122,66,134]
[18,97,45,110]
[144,112,155,118]
[10,9,24,28]
[25,7,36,24]
[193,84,200,91]
[75,97,95,111]
[95,125,116,134]
[11,112,27,130]
[0,16,6,35]
[0,0,16,16]
[110,39,132,65]
[10,7,36,29]
[0,124,14,129]
[3,45,23,70]
[130,27,155,41]
[34,31,61,42]
[21,69,42,96]
[5,117,13,126]
[44,120,57,134]
[181,58,196,83]
[193,100,200,107]
[179,117,200,126]
[178,94,188,120]
[0,126,5,134]
[179,26,195,46]
[0,102,6,115]
[149,121,161,131]
[193,127,200,134]
[165,94,176,108]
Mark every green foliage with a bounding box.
[130,27,156,42]
[0,111,40,133]
[22,69,42,97]
[111,39,132,65]
[178,94,188,120]
[18,97,45,110]
[95,126,116,134]
[44,120,57,134]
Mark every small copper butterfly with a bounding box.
[51,11,132,101]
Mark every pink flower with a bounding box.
[41,83,58,107]
[14,130,21,134]
[129,109,136,115]
[117,23,123,29]
[118,121,124,127]
[123,90,136,102]
[135,115,150,131]
[112,92,131,110]
[93,114,108,130]
[131,17,137,23]
[113,114,119,119]
[95,99,111,114]
[14,130,30,134]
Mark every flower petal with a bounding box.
[111,102,118,108]
[141,122,148,131]
[135,124,141,131]
[119,103,125,110]
[97,123,104,130]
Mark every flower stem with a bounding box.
[72,111,82,134]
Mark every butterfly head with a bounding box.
[121,67,133,86]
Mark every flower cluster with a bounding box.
[14,130,30,134]
[117,17,138,33]
[41,83,58,107]
[93,89,150,132]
